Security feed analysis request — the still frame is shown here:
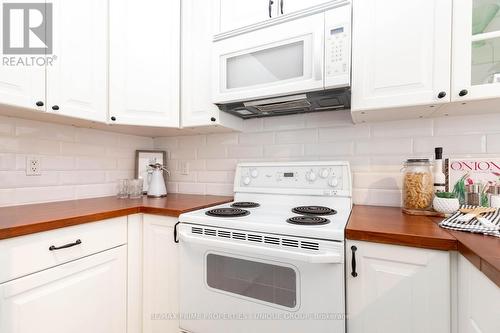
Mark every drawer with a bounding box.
[0,217,127,283]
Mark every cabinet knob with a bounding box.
[52,105,59,110]
[35,101,44,107]
[437,91,446,99]
[111,116,117,121]
[210,117,216,122]
[459,89,468,97]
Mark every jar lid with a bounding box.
[404,158,431,165]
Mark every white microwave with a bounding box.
[212,1,351,106]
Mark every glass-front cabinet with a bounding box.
[453,0,500,101]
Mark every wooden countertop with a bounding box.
[347,205,500,288]
[0,194,233,240]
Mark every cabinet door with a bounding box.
[46,0,107,122]
[458,254,500,333]
[0,246,127,333]
[280,0,332,15]
[346,240,450,333]
[219,0,276,33]
[142,215,179,333]
[351,0,452,112]
[452,0,500,101]
[181,0,219,127]
[109,0,180,127]
[0,0,45,111]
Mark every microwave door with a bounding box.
[213,11,325,104]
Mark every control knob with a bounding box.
[306,170,317,182]
[320,168,329,178]
[250,169,259,178]
[328,176,339,188]
[243,176,251,186]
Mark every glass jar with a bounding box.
[402,159,434,210]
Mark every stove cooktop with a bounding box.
[230,202,260,208]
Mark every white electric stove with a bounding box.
[178,161,352,333]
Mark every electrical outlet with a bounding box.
[26,156,41,176]
[180,161,189,175]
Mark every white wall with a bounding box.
[155,111,500,207]
[0,115,153,206]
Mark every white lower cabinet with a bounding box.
[457,254,500,333]
[0,245,127,333]
[142,214,179,333]
[346,240,451,333]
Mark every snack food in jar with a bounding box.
[402,159,434,210]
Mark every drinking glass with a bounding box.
[128,179,144,199]
[116,179,129,199]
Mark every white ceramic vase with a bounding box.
[433,197,460,214]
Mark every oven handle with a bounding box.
[179,230,342,264]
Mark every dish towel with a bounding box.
[439,205,500,238]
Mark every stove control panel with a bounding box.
[236,162,351,196]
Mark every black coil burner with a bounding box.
[292,206,336,216]
[231,202,260,208]
[205,208,250,217]
[287,216,330,225]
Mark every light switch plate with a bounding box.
[26,156,41,176]
[180,161,189,175]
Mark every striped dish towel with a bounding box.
[439,205,500,238]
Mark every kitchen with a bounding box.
[0,0,499,332]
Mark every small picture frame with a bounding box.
[135,150,168,193]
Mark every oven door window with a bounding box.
[206,253,298,309]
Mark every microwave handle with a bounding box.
[314,31,323,81]
[268,0,274,18]
[179,230,342,264]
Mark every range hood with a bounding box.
[216,88,351,119]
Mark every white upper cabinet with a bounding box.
[0,62,45,112]
[47,0,108,122]
[452,0,500,102]
[346,240,451,333]
[0,0,46,112]
[109,0,180,127]
[351,0,452,120]
[280,0,333,15]
[217,0,336,34]
[218,0,276,33]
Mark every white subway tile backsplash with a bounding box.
[305,110,353,128]
[0,153,16,170]
[355,138,412,155]
[371,119,433,138]
[227,145,263,158]
[197,171,234,183]
[413,135,486,154]
[304,142,354,156]
[178,182,205,195]
[276,129,317,144]
[206,133,239,145]
[353,172,401,190]
[264,144,303,157]
[205,183,233,196]
[434,114,500,136]
[239,132,274,145]
[242,118,263,133]
[206,159,238,171]
[486,134,500,153]
[353,188,402,207]
[318,125,370,142]
[197,145,227,159]
[263,114,305,131]
[0,116,154,207]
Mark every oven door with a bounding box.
[178,224,345,333]
[212,11,325,104]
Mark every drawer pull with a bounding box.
[351,245,358,277]
[49,239,82,251]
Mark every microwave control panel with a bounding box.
[325,23,350,78]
